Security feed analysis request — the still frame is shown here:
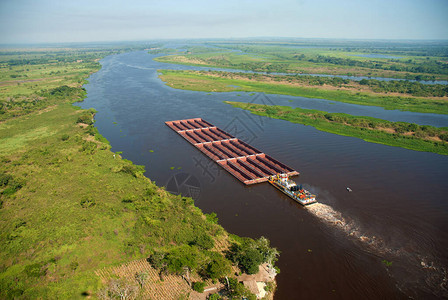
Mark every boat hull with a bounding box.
[269,180,317,206]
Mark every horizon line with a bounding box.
[1,36,448,48]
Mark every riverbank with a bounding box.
[225,101,448,155]
[0,48,277,299]
[158,70,448,115]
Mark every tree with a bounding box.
[239,248,263,274]
[205,254,232,279]
[163,245,205,275]
[98,279,138,300]
[192,281,206,293]
[226,278,256,300]
[205,212,219,224]
[226,236,279,275]
[134,271,148,288]
[147,251,167,280]
[147,251,166,270]
[255,236,280,265]
[208,293,221,300]
[359,79,369,85]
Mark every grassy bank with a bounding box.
[0,48,276,299]
[159,70,448,114]
[225,101,448,155]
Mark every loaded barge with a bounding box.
[166,118,317,206]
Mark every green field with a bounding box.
[225,101,448,155]
[155,42,448,81]
[0,48,275,299]
[159,70,448,114]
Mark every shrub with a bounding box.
[264,282,274,292]
[61,134,70,141]
[192,234,214,250]
[144,186,156,198]
[205,212,218,224]
[192,281,206,293]
[76,113,94,125]
[264,107,277,116]
[80,196,96,208]
[0,173,13,187]
[0,174,24,196]
[97,279,138,300]
[205,254,232,279]
[439,133,448,142]
[85,125,97,136]
[24,262,47,278]
[147,251,167,270]
[226,277,256,299]
[121,194,137,203]
[119,160,145,178]
[80,141,97,155]
[135,271,148,288]
[48,85,80,98]
[324,113,334,121]
[69,261,79,271]
[208,294,221,300]
[226,236,279,275]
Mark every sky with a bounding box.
[0,0,447,44]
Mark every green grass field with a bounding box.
[159,70,448,114]
[0,101,229,297]
[155,43,448,81]
[225,101,448,155]
[0,48,271,299]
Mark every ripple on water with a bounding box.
[306,203,448,298]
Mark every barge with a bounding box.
[166,118,317,205]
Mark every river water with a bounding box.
[78,51,448,299]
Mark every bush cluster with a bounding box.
[226,236,279,275]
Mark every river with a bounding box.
[78,50,448,299]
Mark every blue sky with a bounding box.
[0,0,447,44]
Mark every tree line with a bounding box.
[297,55,448,76]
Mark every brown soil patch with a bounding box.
[377,127,396,134]
[83,135,96,142]
[426,136,443,142]
[169,56,209,65]
[36,105,57,115]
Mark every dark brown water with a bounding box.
[78,51,448,299]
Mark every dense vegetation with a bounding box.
[226,101,448,155]
[159,70,448,115]
[226,236,279,275]
[155,41,448,80]
[357,78,448,97]
[303,54,448,76]
[181,70,448,98]
[0,47,277,299]
[148,235,278,280]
